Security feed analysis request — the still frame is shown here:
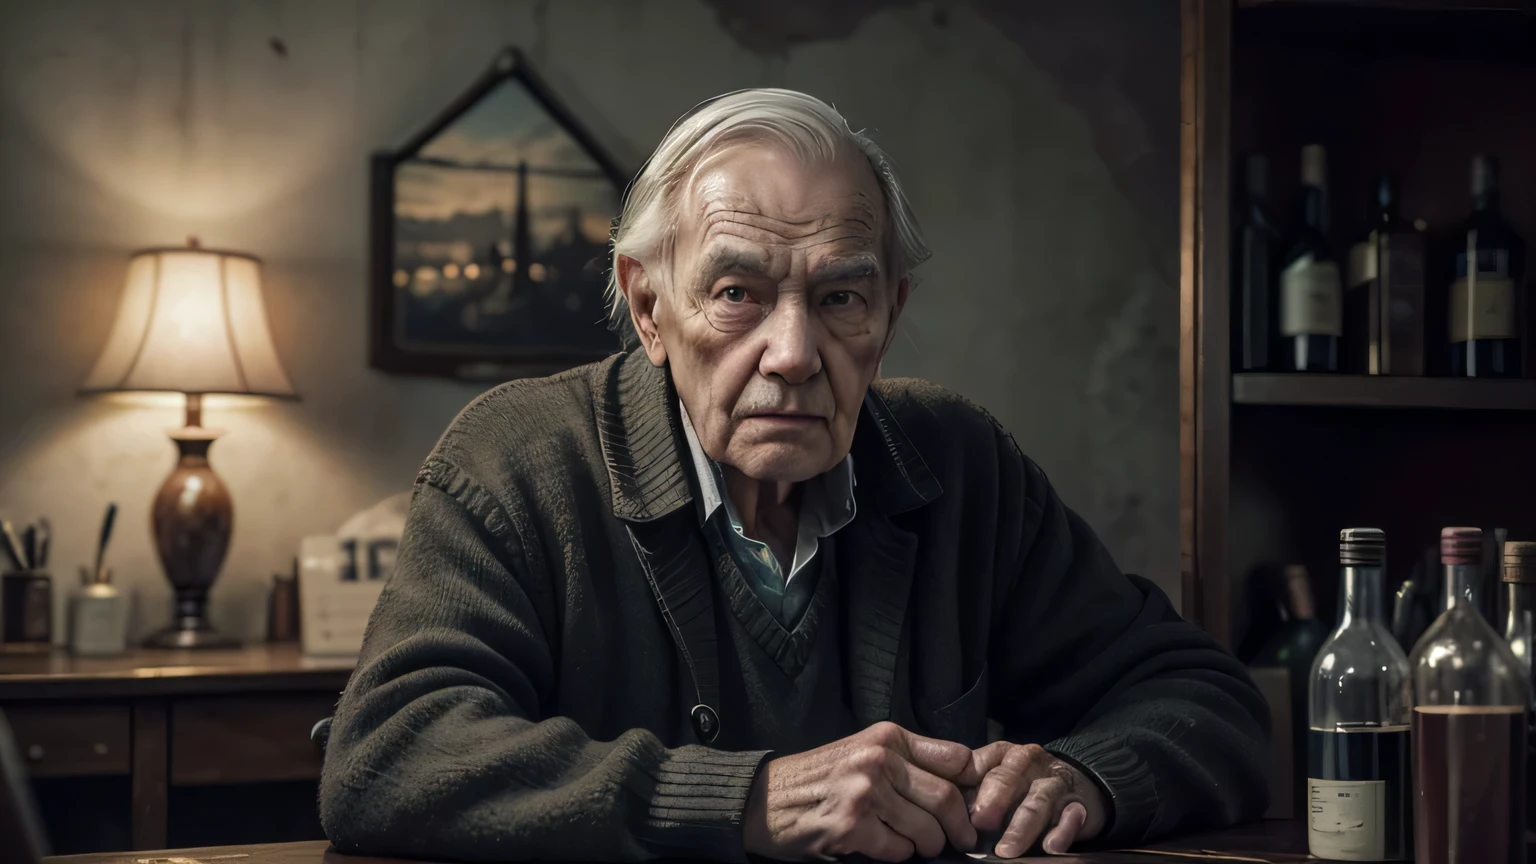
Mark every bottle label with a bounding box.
[1308,777,1385,860]
[1281,255,1343,337]
[1448,275,1516,342]
[1348,234,1377,288]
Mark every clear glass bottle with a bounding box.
[1503,540,1536,839]
[1410,527,1530,864]
[1308,528,1412,861]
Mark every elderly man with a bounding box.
[320,89,1267,862]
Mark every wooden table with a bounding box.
[0,644,354,853]
[42,822,1311,863]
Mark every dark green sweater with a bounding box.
[319,351,1269,862]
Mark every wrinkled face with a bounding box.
[620,140,909,482]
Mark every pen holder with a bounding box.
[2,570,53,649]
[70,583,127,656]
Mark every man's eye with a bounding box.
[822,291,854,307]
[719,286,748,303]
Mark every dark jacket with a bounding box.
[319,350,1269,862]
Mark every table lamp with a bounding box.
[79,238,297,649]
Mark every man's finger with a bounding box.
[874,783,950,859]
[896,727,975,780]
[845,815,916,864]
[969,745,1046,831]
[993,776,1069,859]
[954,740,1008,787]
[1042,802,1086,855]
[889,758,977,851]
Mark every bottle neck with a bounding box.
[1473,189,1498,212]
[1508,582,1536,616]
[1302,184,1327,232]
[1444,563,1481,612]
[1373,200,1400,228]
[1339,566,1386,627]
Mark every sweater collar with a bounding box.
[596,350,941,523]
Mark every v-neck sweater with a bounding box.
[706,521,858,754]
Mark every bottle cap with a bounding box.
[1246,154,1268,200]
[1441,527,1483,565]
[1471,154,1497,198]
[1339,528,1386,566]
[1505,541,1536,584]
[1301,144,1327,188]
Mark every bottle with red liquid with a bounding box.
[1410,527,1530,864]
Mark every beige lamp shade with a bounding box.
[81,244,297,398]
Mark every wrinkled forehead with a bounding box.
[676,140,887,261]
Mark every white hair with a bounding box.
[605,88,930,345]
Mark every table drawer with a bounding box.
[4,702,131,778]
[170,693,336,786]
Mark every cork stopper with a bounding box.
[1504,541,1536,584]
[1441,527,1483,565]
[1301,144,1327,189]
[1340,528,1386,566]
[1284,564,1317,620]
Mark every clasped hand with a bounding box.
[742,722,1106,861]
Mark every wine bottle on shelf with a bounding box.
[1307,529,1412,861]
[1409,527,1530,864]
[1449,155,1526,378]
[1236,154,1281,372]
[1502,540,1536,838]
[1256,564,1332,668]
[1346,175,1426,375]
[1506,540,1536,687]
[1281,144,1342,372]
[1255,564,1330,815]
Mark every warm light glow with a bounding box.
[443,263,461,280]
[414,266,438,283]
[464,263,481,280]
[392,269,409,288]
[529,262,547,282]
[81,247,296,398]
[501,258,516,273]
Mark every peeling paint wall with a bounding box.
[0,0,1179,643]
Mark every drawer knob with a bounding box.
[94,743,109,756]
[26,744,43,761]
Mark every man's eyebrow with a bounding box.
[694,247,771,287]
[809,254,881,284]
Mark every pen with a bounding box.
[94,502,118,584]
[0,520,26,571]
[36,518,50,569]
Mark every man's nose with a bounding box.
[758,300,822,385]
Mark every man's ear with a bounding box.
[617,254,668,366]
[880,274,912,359]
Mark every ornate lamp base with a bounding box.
[144,624,240,650]
[143,586,239,649]
[145,394,239,650]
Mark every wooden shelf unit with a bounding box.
[1232,374,1536,410]
[1179,0,1536,651]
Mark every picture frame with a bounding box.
[369,48,629,379]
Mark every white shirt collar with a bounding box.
[678,400,856,585]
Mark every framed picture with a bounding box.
[369,48,629,379]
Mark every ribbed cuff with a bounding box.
[636,746,772,862]
[1046,731,1158,846]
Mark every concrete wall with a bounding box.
[0,0,1179,643]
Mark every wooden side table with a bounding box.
[0,644,352,852]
